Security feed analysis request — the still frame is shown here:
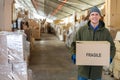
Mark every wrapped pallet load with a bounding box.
[0,33,12,80]
[0,31,31,80]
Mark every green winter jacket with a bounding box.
[71,20,116,80]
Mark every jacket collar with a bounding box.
[87,20,105,31]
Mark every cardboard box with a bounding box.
[114,59,120,71]
[76,41,110,66]
[115,41,120,52]
[105,0,120,29]
[113,68,120,79]
[32,29,40,40]
[114,51,120,60]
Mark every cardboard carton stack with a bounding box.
[113,41,120,79]
[0,31,31,80]
[105,0,120,29]
[28,19,40,40]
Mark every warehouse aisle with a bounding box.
[29,33,114,80]
[29,33,78,80]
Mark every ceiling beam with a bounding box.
[36,0,72,15]
[78,0,93,6]
[50,0,67,16]
[51,0,82,12]
[82,2,105,11]
[34,0,72,19]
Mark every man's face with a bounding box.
[89,12,101,24]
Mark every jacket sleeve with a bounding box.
[70,33,77,53]
[70,29,81,53]
[106,30,116,59]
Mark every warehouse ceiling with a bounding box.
[15,0,105,20]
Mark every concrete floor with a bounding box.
[29,33,114,80]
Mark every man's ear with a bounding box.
[88,16,91,20]
[99,16,102,20]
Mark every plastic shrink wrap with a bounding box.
[0,31,30,80]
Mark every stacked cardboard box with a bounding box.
[28,19,40,40]
[0,0,12,31]
[105,0,120,29]
[113,41,120,79]
[32,29,40,40]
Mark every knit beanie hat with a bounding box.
[89,6,102,16]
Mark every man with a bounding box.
[71,6,116,80]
